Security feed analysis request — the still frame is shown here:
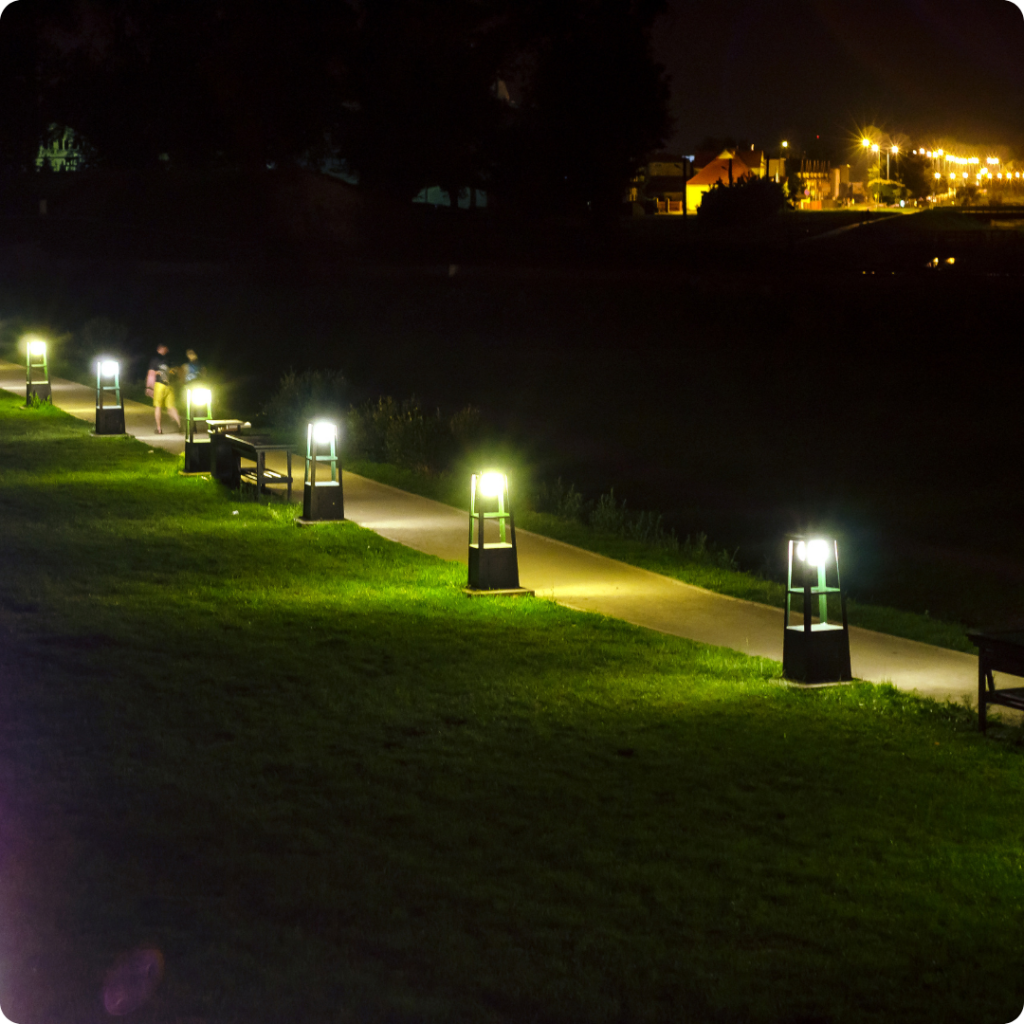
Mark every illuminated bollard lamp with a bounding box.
[297,421,344,523]
[93,359,126,435]
[25,339,51,404]
[184,387,213,473]
[466,471,530,594]
[783,536,852,683]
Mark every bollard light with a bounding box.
[94,357,125,435]
[183,386,213,473]
[298,420,344,523]
[24,337,51,405]
[783,535,852,683]
[466,470,525,592]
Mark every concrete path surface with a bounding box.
[0,360,991,705]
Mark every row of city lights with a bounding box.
[862,139,1021,187]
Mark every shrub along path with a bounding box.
[0,360,988,705]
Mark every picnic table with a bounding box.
[967,630,1024,731]
[209,423,293,502]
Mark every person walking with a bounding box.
[182,348,204,384]
[145,343,181,434]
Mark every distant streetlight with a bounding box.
[94,358,125,435]
[298,420,344,523]
[783,535,852,683]
[24,337,51,405]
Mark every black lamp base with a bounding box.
[468,544,520,590]
[94,407,125,435]
[303,481,344,521]
[184,439,211,473]
[783,625,852,683]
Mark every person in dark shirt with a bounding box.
[145,344,181,434]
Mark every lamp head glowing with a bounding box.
[190,387,212,407]
[100,359,118,377]
[871,143,879,153]
[28,339,47,357]
[861,138,870,148]
[891,145,899,154]
[478,472,505,499]
[796,539,831,567]
[782,140,789,148]
[312,421,337,445]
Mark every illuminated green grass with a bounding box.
[1,394,1023,1024]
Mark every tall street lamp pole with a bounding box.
[888,144,898,183]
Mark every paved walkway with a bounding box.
[0,360,992,705]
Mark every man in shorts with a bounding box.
[145,343,181,434]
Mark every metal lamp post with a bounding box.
[94,359,125,435]
[298,420,344,523]
[184,386,213,473]
[783,535,852,683]
[25,339,51,404]
[466,471,527,593]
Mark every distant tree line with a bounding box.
[0,0,671,219]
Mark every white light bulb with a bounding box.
[312,421,336,445]
[797,539,831,567]
[479,472,504,499]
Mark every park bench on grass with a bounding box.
[210,422,293,503]
[967,630,1024,732]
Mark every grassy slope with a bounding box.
[1,399,1022,1023]
[347,461,973,654]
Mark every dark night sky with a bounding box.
[653,0,1024,154]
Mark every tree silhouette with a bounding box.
[497,0,671,219]
[342,0,510,205]
[30,0,354,169]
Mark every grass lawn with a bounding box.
[2,396,1024,1023]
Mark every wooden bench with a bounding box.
[967,630,1024,732]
